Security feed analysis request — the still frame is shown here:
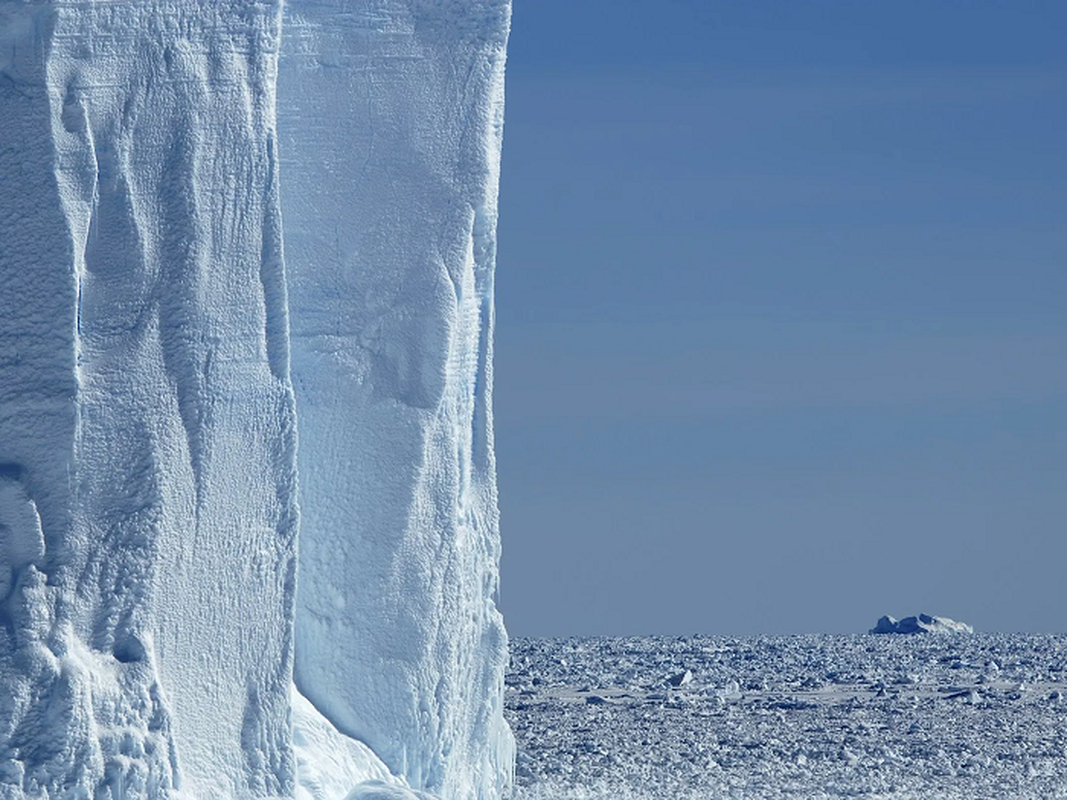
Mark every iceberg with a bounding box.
[869,614,974,635]
[0,1,512,798]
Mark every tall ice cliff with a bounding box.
[0,2,512,798]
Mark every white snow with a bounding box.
[292,685,422,800]
[0,476,45,603]
[344,783,440,800]
[2,1,513,798]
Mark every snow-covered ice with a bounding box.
[292,685,417,800]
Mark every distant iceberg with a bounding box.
[870,614,974,635]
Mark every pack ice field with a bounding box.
[506,635,1067,800]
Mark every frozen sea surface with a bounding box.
[505,635,1067,799]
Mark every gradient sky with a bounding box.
[493,1,1067,637]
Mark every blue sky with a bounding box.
[494,1,1067,636]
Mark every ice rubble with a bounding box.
[507,635,1067,799]
[0,1,512,798]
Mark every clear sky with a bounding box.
[493,1,1067,636]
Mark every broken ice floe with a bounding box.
[667,669,693,688]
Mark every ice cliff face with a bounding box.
[278,3,514,798]
[1,2,297,797]
[0,1,511,799]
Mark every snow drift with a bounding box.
[0,1,512,798]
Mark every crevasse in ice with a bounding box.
[0,1,512,798]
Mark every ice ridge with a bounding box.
[1,1,513,799]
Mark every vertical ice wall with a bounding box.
[277,2,514,798]
[0,3,298,797]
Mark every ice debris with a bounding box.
[667,669,694,688]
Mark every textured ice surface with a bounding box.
[1,2,298,797]
[2,1,513,797]
[507,635,1067,799]
[278,2,514,798]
